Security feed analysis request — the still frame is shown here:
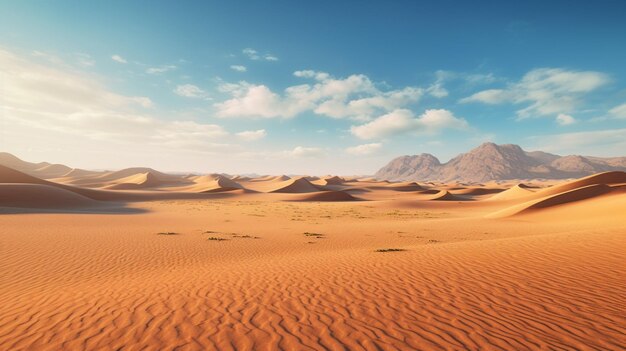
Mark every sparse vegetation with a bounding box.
[375,248,405,252]
[157,232,178,235]
[231,234,261,239]
[304,232,325,238]
[207,237,229,241]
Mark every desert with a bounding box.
[1,151,625,350]
[2,2,626,349]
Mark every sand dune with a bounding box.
[0,183,104,209]
[60,168,101,178]
[241,176,322,193]
[311,175,345,186]
[185,175,244,193]
[286,190,358,201]
[487,183,537,201]
[450,187,505,196]
[0,164,56,186]
[104,172,170,190]
[1,160,625,350]
[419,190,465,201]
[486,183,614,218]
[531,171,626,197]
[33,163,73,178]
[384,181,425,191]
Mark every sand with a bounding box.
[1,167,625,350]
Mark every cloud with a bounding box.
[242,48,278,61]
[174,84,209,99]
[215,71,423,120]
[74,53,95,67]
[236,129,266,141]
[556,113,576,125]
[242,48,260,60]
[350,109,468,140]
[111,54,127,64]
[346,143,382,155]
[146,65,177,74]
[609,103,626,119]
[230,65,247,72]
[31,50,64,65]
[528,128,626,156]
[289,146,324,158]
[461,68,610,119]
[425,70,449,98]
[0,48,229,151]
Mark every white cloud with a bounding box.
[556,113,576,125]
[174,84,209,99]
[236,129,266,141]
[425,70,449,98]
[461,68,610,119]
[426,83,448,98]
[0,48,229,151]
[350,109,468,140]
[215,71,423,120]
[290,146,324,158]
[609,103,626,119]
[146,65,177,74]
[243,48,260,60]
[111,54,127,64]
[346,143,382,155]
[230,65,247,72]
[461,89,509,104]
[242,48,279,61]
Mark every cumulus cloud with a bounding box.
[0,48,228,151]
[230,65,247,72]
[215,71,423,120]
[174,84,210,99]
[556,113,576,125]
[350,109,468,140]
[290,146,324,158]
[609,103,626,119]
[111,54,127,64]
[236,129,266,141]
[146,65,177,74]
[346,143,382,155]
[460,68,609,119]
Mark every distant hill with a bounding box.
[375,142,626,182]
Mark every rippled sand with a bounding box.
[1,198,624,350]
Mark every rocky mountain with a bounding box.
[375,143,626,182]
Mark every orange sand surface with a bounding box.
[1,168,625,350]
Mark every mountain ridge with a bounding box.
[375,142,626,182]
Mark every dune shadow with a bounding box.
[0,203,148,215]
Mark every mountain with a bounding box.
[375,143,626,182]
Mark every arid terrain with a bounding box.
[1,154,625,350]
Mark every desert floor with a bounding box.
[1,173,625,350]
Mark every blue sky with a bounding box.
[1,0,626,174]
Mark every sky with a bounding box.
[1,0,626,175]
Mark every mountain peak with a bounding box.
[375,143,626,182]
